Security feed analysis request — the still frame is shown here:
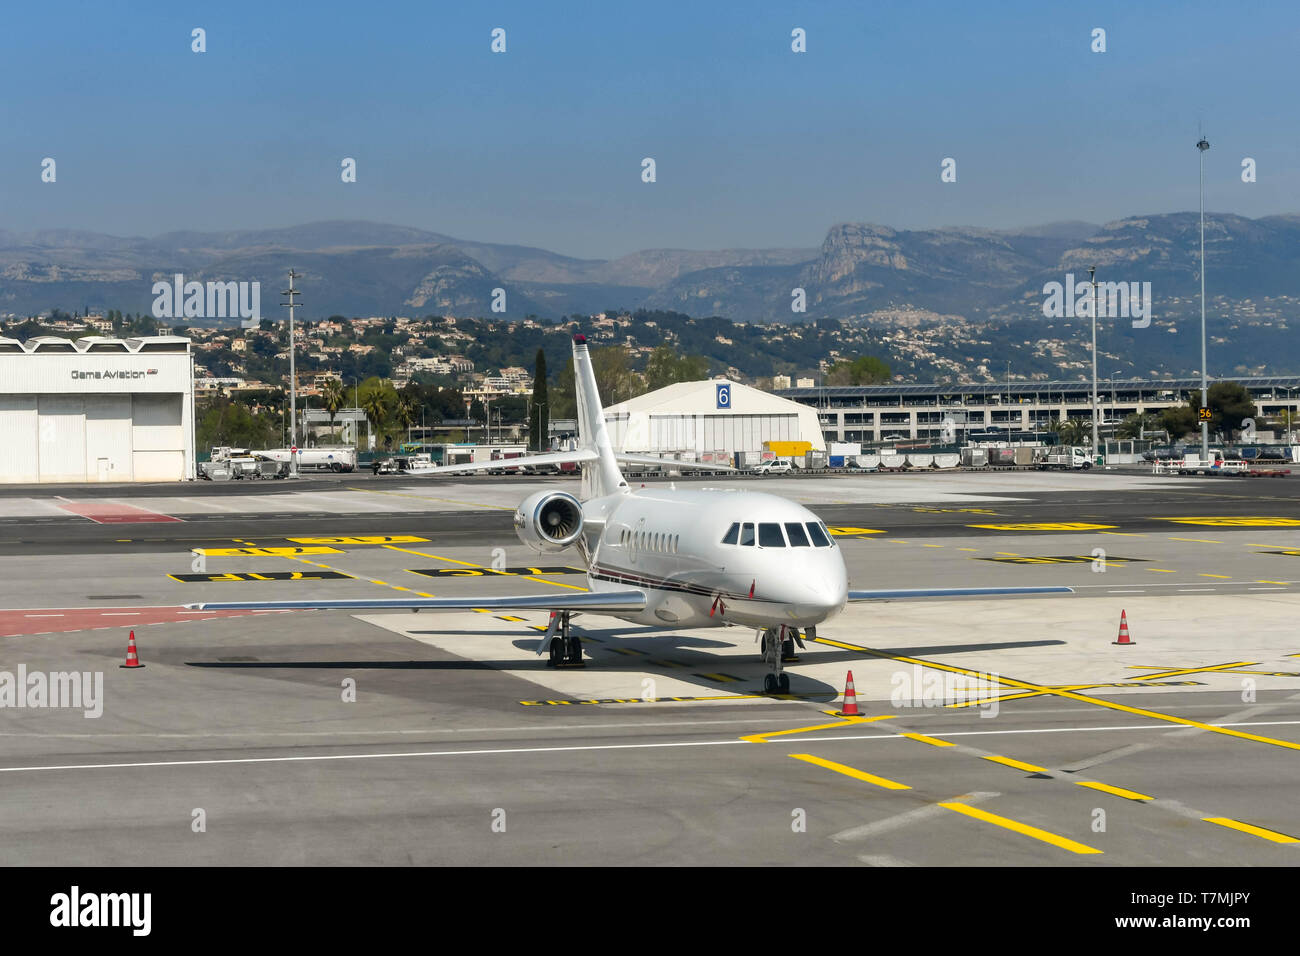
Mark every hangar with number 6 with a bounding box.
[603,378,824,458]
[0,336,195,483]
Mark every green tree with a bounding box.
[1160,405,1198,441]
[529,348,549,451]
[825,355,891,386]
[644,345,709,391]
[321,378,345,437]
[1118,412,1161,440]
[1055,418,1089,446]
[358,378,397,449]
[395,393,418,441]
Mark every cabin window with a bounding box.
[739,522,756,546]
[784,522,811,547]
[721,523,739,545]
[805,522,831,547]
[758,523,785,547]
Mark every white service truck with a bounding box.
[258,446,357,473]
[1036,446,1092,470]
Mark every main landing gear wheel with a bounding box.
[781,636,798,663]
[547,611,586,668]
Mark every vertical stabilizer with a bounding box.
[571,334,628,500]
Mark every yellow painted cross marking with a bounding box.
[1203,818,1300,844]
[900,732,955,748]
[827,526,886,536]
[741,715,889,744]
[982,755,1047,773]
[195,546,344,556]
[806,635,1300,752]
[790,754,912,790]
[383,545,590,592]
[1160,517,1300,527]
[1127,662,1258,680]
[939,802,1102,854]
[287,535,430,545]
[1076,781,1152,801]
[968,522,1117,531]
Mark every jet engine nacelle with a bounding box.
[513,490,584,553]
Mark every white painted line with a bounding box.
[1107,590,1146,594]
[833,792,998,843]
[4,719,1300,776]
[1177,589,1215,593]
[1249,587,1286,591]
[101,612,140,617]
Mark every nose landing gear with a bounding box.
[759,625,804,694]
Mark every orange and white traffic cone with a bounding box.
[836,670,863,717]
[120,630,145,668]
[1112,610,1135,646]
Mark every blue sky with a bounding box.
[3,0,1297,257]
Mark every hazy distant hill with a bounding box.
[4,215,1300,333]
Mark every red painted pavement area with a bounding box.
[57,500,182,524]
[0,607,292,638]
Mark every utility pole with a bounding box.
[282,269,301,477]
[1089,266,1099,457]
[1197,134,1211,458]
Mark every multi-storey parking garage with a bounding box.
[778,377,1300,444]
[0,335,195,483]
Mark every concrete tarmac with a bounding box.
[1,470,1299,865]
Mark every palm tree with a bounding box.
[321,379,344,439]
[359,386,392,451]
[1055,417,1088,447]
[395,394,418,443]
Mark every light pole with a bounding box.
[1089,266,1099,456]
[1284,386,1295,445]
[532,401,548,451]
[1197,135,1210,458]
[281,269,301,477]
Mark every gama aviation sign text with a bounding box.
[70,369,159,381]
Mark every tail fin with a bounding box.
[571,334,628,499]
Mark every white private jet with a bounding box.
[188,334,1070,692]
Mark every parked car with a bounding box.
[753,460,794,475]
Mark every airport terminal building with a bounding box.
[0,336,195,483]
[777,377,1300,445]
[604,379,824,457]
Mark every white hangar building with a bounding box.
[0,336,195,483]
[603,379,825,456]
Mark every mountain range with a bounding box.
[3,214,1300,331]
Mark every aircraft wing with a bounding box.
[402,449,600,475]
[616,453,734,471]
[184,590,647,613]
[849,586,1073,600]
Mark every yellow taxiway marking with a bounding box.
[741,714,891,744]
[790,754,912,790]
[1169,537,1223,544]
[939,801,1102,854]
[1161,517,1300,527]
[1145,568,1177,573]
[921,543,944,548]
[1126,662,1258,680]
[806,636,1300,752]
[995,551,1020,556]
[901,732,955,748]
[969,522,1117,531]
[888,539,909,544]
[347,486,514,511]
[957,547,980,552]
[196,546,344,556]
[826,526,886,536]
[982,755,1047,773]
[1097,531,1146,536]
[1077,781,1152,801]
[1257,580,1291,586]
[382,545,590,592]
[1203,818,1300,844]
[228,539,438,599]
[287,535,430,545]
[1199,573,1231,579]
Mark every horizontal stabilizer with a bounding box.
[407,448,599,476]
[616,453,734,471]
[184,589,647,613]
[849,586,1073,601]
